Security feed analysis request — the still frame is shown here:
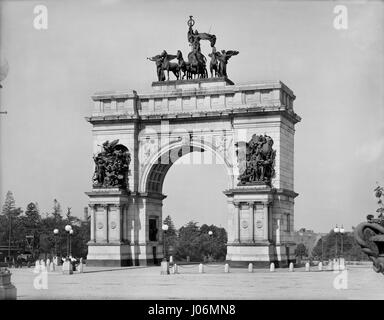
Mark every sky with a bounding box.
[0,0,383,232]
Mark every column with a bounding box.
[276,218,281,245]
[249,201,255,242]
[262,201,269,241]
[89,204,96,242]
[103,204,109,243]
[115,204,122,243]
[233,202,240,243]
[120,205,124,243]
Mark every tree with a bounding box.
[200,224,227,261]
[295,243,308,259]
[0,191,23,259]
[175,221,202,261]
[311,230,367,261]
[1,191,16,216]
[163,215,177,257]
[52,199,62,221]
[171,220,228,262]
[374,183,384,218]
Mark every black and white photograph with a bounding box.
[0,0,383,307]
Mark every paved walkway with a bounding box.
[8,264,384,300]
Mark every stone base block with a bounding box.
[226,244,295,268]
[86,243,162,267]
[0,284,17,300]
[62,261,73,275]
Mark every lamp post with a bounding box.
[69,229,74,257]
[162,224,169,262]
[208,230,213,261]
[64,225,72,258]
[339,225,345,268]
[339,225,345,257]
[7,212,13,263]
[53,229,59,257]
[334,225,341,269]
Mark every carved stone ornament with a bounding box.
[111,221,117,229]
[256,220,263,229]
[92,139,131,189]
[241,220,248,229]
[235,134,276,186]
[97,222,103,230]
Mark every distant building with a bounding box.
[293,228,327,257]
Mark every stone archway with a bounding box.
[85,78,300,267]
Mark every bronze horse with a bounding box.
[176,50,189,80]
[187,51,208,79]
[161,50,180,80]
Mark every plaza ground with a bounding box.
[8,264,384,300]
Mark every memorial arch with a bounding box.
[85,16,301,267]
[85,78,300,267]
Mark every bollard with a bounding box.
[318,262,323,271]
[62,260,73,275]
[327,261,333,271]
[224,263,230,273]
[169,256,173,264]
[270,262,275,272]
[34,260,40,273]
[333,259,340,271]
[174,264,178,274]
[198,263,204,273]
[289,262,294,272]
[160,260,169,275]
[340,258,345,270]
[305,262,310,272]
[248,263,253,273]
[46,259,50,267]
[49,262,55,272]
[78,258,84,273]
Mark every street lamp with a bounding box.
[53,229,59,257]
[162,224,169,262]
[69,229,74,257]
[208,230,213,261]
[339,225,345,262]
[64,225,72,258]
[334,225,342,269]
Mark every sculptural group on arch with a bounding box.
[147,16,239,81]
[236,134,276,185]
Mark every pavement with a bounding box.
[7,264,384,300]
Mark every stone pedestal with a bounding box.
[224,185,296,267]
[0,272,17,300]
[62,261,73,275]
[86,188,132,267]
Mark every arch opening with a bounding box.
[140,140,233,195]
